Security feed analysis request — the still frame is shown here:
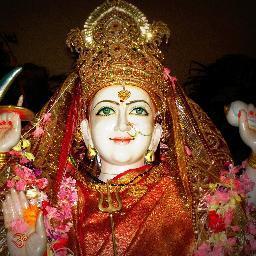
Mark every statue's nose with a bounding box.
[114,107,131,132]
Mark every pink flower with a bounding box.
[15,179,27,191]
[211,245,224,256]
[194,243,210,256]
[42,113,51,123]
[239,173,255,194]
[14,166,25,178]
[14,166,36,182]
[20,157,30,164]
[69,190,78,203]
[8,150,22,157]
[185,146,192,156]
[10,218,28,233]
[60,205,72,219]
[249,237,256,251]
[231,225,241,232]
[6,179,15,188]
[246,202,256,215]
[229,165,240,174]
[205,194,215,205]
[36,178,48,189]
[223,209,234,226]
[248,222,256,235]
[45,206,58,219]
[33,126,44,138]
[22,166,35,179]
[227,237,237,247]
[215,191,230,204]
[220,170,229,177]
[163,67,171,80]
[58,177,77,202]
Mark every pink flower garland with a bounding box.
[43,176,78,252]
[194,162,256,256]
[6,165,48,191]
[6,139,78,255]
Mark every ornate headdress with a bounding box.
[25,0,231,242]
[66,0,170,108]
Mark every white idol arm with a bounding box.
[0,112,47,255]
[226,101,256,204]
[3,189,47,256]
[0,112,21,152]
[238,109,256,204]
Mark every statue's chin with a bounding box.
[101,151,144,166]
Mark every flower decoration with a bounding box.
[43,176,78,242]
[6,164,48,192]
[23,205,40,227]
[195,162,256,255]
[42,113,52,123]
[32,112,52,138]
[32,126,44,138]
[10,138,35,162]
[6,136,77,255]
[163,67,177,88]
[208,210,225,233]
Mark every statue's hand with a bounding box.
[238,107,256,204]
[0,113,21,152]
[238,107,256,153]
[2,189,47,256]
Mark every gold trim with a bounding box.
[0,152,8,164]
[248,152,256,169]
[0,105,34,121]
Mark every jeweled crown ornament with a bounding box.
[66,0,170,109]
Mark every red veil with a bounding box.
[23,0,231,251]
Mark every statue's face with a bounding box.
[88,85,156,165]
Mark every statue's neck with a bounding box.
[98,158,145,182]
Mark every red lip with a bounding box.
[109,137,135,144]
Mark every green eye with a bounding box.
[96,107,115,116]
[130,107,148,116]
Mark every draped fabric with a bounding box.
[0,1,233,253]
[70,164,194,256]
[23,71,232,253]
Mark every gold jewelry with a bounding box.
[100,172,117,175]
[0,152,9,164]
[66,0,170,111]
[248,152,256,169]
[145,149,154,163]
[98,181,122,256]
[87,145,97,160]
[118,86,131,102]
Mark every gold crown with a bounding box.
[66,0,170,108]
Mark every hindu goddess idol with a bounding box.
[1,1,256,255]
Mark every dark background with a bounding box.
[0,0,256,163]
[0,0,255,81]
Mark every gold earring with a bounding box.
[87,144,97,160]
[145,150,154,164]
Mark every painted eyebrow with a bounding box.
[92,99,152,110]
[126,100,152,110]
[93,100,119,110]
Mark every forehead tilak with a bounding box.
[117,86,131,102]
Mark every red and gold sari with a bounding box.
[70,164,194,256]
